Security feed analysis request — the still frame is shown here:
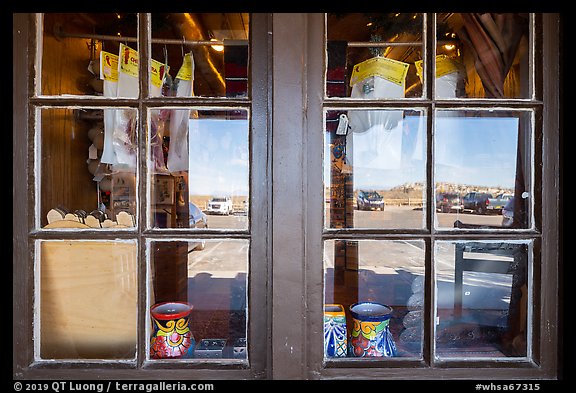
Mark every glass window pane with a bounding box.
[151,13,249,98]
[38,240,138,359]
[324,109,426,229]
[324,240,425,359]
[434,110,532,230]
[149,108,249,230]
[435,13,530,99]
[326,13,424,98]
[434,241,530,358]
[148,239,248,360]
[41,13,138,97]
[39,107,137,230]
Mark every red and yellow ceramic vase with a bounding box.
[150,301,195,359]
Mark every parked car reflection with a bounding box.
[436,192,463,213]
[357,190,385,211]
[462,192,493,215]
[501,197,515,227]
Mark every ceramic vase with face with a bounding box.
[324,304,348,357]
[349,302,397,357]
[150,301,195,359]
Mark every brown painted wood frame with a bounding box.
[13,12,561,380]
[13,13,272,379]
[293,13,560,379]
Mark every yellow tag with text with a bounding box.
[119,43,139,78]
[349,57,409,87]
[415,55,462,81]
[176,53,193,81]
[150,58,169,88]
[100,51,118,82]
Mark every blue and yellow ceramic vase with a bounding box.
[349,302,397,357]
[324,304,348,357]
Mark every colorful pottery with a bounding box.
[349,302,397,357]
[324,304,348,357]
[150,301,195,359]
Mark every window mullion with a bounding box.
[137,12,151,368]
[424,12,436,367]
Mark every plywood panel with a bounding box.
[40,241,137,359]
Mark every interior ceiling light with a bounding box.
[210,38,224,52]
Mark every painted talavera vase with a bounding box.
[324,304,348,357]
[349,302,397,357]
[150,301,195,359]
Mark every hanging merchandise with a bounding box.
[348,56,409,134]
[112,43,139,169]
[100,50,119,165]
[415,54,465,99]
[149,58,170,173]
[166,52,195,173]
[346,56,409,172]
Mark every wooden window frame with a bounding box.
[13,13,272,379]
[13,12,561,380]
[270,13,561,379]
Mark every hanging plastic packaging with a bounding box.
[346,57,409,171]
[415,55,465,99]
[166,52,195,173]
[348,56,409,134]
[113,43,139,169]
[149,58,170,173]
[99,51,119,165]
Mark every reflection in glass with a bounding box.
[151,13,249,98]
[324,240,425,359]
[434,110,531,229]
[148,240,248,360]
[435,13,530,99]
[39,240,137,359]
[435,241,529,358]
[39,108,137,229]
[149,109,249,230]
[326,13,424,98]
[324,109,426,229]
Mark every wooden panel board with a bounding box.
[39,241,137,359]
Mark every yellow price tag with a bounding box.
[176,53,193,81]
[415,55,463,81]
[349,57,410,87]
[100,51,118,82]
[119,43,139,78]
[151,58,169,88]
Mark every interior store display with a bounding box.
[150,302,196,359]
[399,275,424,352]
[100,50,119,165]
[349,302,397,357]
[415,54,465,98]
[323,301,398,358]
[166,52,195,173]
[194,339,227,359]
[323,304,348,358]
[348,56,409,135]
[44,207,135,229]
[232,338,247,359]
